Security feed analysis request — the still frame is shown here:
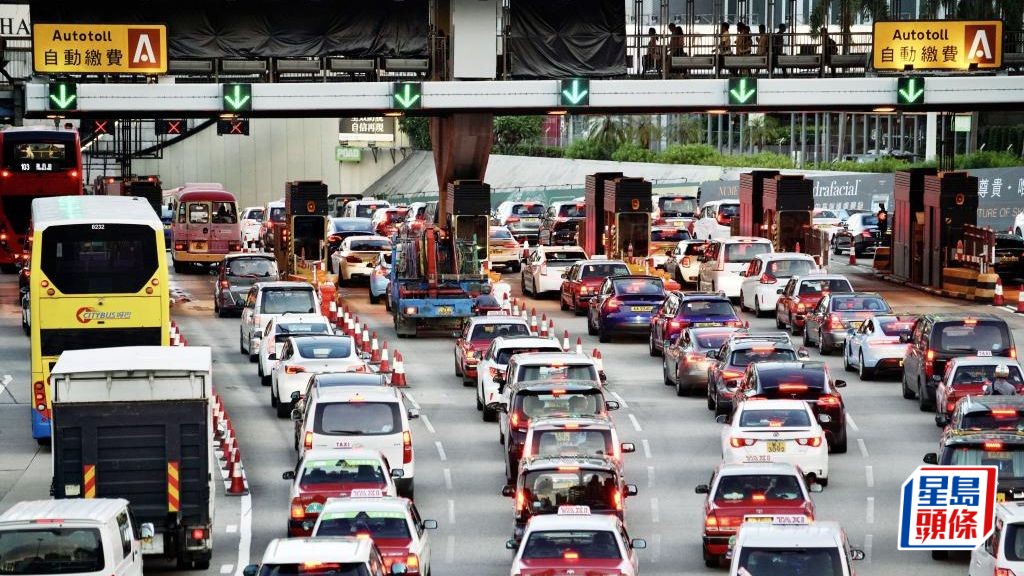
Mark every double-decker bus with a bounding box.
[167,183,241,273]
[29,195,169,441]
[0,127,83,272]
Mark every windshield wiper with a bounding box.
[327,429,366,435]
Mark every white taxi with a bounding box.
[728,518,865,576]
[243,537,400,576]
[312,495,437,576]
[508,506,646,576]
[970,501,1024,576]
[719,399,829,486]
[271,335,367,418]
[257,314,333,386]
[476,336,564,422]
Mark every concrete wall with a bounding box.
[132,118,409,209]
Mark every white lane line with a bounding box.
[647,466,655,488]
[447,499,455,524]
[610,392,629,408]
[226,524,238,534]
[863,534,873,563]
[865,465,875,488]
[628,414,643,432]
[443,468,453,491]
[650,498,660,523]
[641,439,652,459]
[866,497,875,524]
[846,414,859,433]
[435,441,448,462]
[221,565,234,574]
[445,535,455,564]
[420,414,436,434]
[404,392,421,409]
[651,534,661,564]
[857,438,870,459]
[233,493,252,576]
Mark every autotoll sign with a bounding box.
[873,20,1002,71]
[32,24,167,74]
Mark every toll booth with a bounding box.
[922,171,979,288]
[446,179,490,275]
[603,177,653,261]
[737,170,780,238]
[893,168,936,283]
[584,172,623,256]
[277,180,329,280]
[763,175,813,252]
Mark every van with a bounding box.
[969,501,1024,574]
[342,199,391,219]
[294,385,418,498]
[239,281,322,361]
[728,518,864,575]
[697,237,774,298]
[0,498,151,576]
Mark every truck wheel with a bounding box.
[173,260,184,274]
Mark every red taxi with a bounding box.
[454,316,531,385]
[934,357,1024,419]
[775,274,853,335]
[372,207,410,237]
[559,259,631,315]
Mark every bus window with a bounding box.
[189,203,210,224]
[41,224,158,294]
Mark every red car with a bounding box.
[559,259,631,315]
[935,357,1024,419]
[774,274,853,335]
[373,208,410,237]
[454,316,531,385]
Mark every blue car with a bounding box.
[368,252,391,305]
[648,291,744,356]
[587,275,667,343]
[161,208,174,248]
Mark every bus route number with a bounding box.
[21,162,53,171]
[91,224,104,230]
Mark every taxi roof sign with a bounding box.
[558,505,591,515]
[349,489,384,498]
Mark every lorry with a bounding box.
[50,346,215,570]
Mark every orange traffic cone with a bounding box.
[576,337,583,355]
[994,278,1004,306]
[361,325,371,353]
[794,241,801,253]
[562,330,571,351]
[353,319,363,346]
[328,300,337,323]
[391,351,407,387]
[530,308,538,334]
[520,305,528,322]
[1017,285,1024,313]
[370,332,381,363]
[548,318,555,337]
[848,247,857,265]
[227,456,248,495]
[502,292,510,313]
[379,342,391,374]
[540,314,549,337]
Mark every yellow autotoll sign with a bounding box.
[32,24,167,74]
[873,20,1002,70]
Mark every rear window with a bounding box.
[331,219,372,233]
[1004,523,1024,561]
[829,296,889,312]
[739,408,812,428]
[384,210,407,223]
[244,208,265,221]
[348,239,391,252]
[258,563,369,576]
[227,257,277,277]
[269,206,286,223]
[766,259,815,277]
[612,278,664,295]
[798,279,853,294]
[490,228,513,240]
[757,369,828,395]
[952,365,1024,386]
[878,318,914,337]
[41,223,159,295]
[729,348,797,367]
[495,346,562,365]
[260,289,316,314]
[512,204,545,216]
[658,196,698,217]
[737,548,842,576]
[713,474,803,503]
[355,204,387,218]
[522,530,621,560]
[518,364,598,383]
[545,250,587,262]
[946,446,1024,480]
[557,204,586,218]
[717,204,740,217]
[652,228,690,242]
[935,321,1012,355]
[522,469,617,514]
[723,242,771,263]
[471,323,530,341]
[515,389,603,418]
[961,408,1024,431]
[680,243,707,257]
[297,339,352,359]
[581,263,630,278]
[692,331,735,349]
[315,511,410,540]
[315,402,400,436]
[276,322,329,336]
[681,299,735,316]
[211,201,238,224]
[299,458,386,488]
[860,215,880,226]
[531,428,614,459]
[0,528,104,574]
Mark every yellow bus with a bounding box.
[29,195,169,441]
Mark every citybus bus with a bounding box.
[167,183,241,273]
[0,127,83,272]
[29,195,169,441]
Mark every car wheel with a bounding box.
[560,295,569,311]
[520,274,527,295]
[587,313,597,336]
[270,385,279,408]
[397,479,414,500]
[662,360,673,385]
[676,377,689,397]
[475,392,483,411]
[240,331,247,355]
[831,426,848,454]
[714,396,728,417]
[817,330,830,355]
[276,398,292,418]
[573,298,585,316]
[902,372,916,399]
[598,324,610,344]
[482,403,497,423]
[707,383,716,410]
[816,477,829,488]
[930,550,948,561]
[703,548,720,568]
[648,332,660,357]
[738,291,749,312]
[859,353,874,380]
[248,350,257,362]
[832,241,841,255]
[775,311,785,329]
[753,298,763,318]
[455,358,463,377]
[533,278,540,298]
[919,378,934,412]
[843,344,854,372]
[802,326,812,346]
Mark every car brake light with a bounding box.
[925,349,936,378]
[817,394,841,407]
[405,554,420,573]
[304,431,313,450]
[779,384,808,394]
[579,286,589,295]
[191,528,206,541]
[1013,347,1018,360]
[681,256,691,267]
[993,409,1018,417]
[228,241,241,252]
[327,234,341,243]
[515,489,526,513]
[670,319,688,330]
[174,242,185,251]
[926,349,935,361]
[686,352,706,362]
[985,442,1004,451]
[564,551,579,560]
[796,302,806,312]
[290,501,305,519]
[613,490,623,511]
[605,298,622,311]
[403,431,413,463]
[796,437,823,447]
[507,216,520,223]
[219,280,229,289]
[759,274,777,285]
[996,568,1017,576]
[827,314,843,329]
[285,365,305,374]
[729,437,756,448]
[727,320,744,327]
[716,213,731,226]
[721,369,743,381]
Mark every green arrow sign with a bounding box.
[48,83,77,111]
[222,83,252,112]
[728,77,757,105]
[392,82,422,110]
[559,78,590,106]
[897,76,925,106]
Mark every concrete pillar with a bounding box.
[925,112,937,161]
[431,113,494,218]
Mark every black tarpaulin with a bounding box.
[30,1,428,59]
[508,0,626,79]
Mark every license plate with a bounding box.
[998,492,1007,502]
[631,306,653,312]
[744,455,772,463]
[849,321,863,329]
[695,322,720,327]
[190,241,207,251]
[492,248,505,254]
[437,306,453,316]
[767,441,786,453]
[743,515,773,523]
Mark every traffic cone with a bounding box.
[335,311,345,330]
[548,318,555,337]
[353,320,363,347]
[530,308,538,334]
[227,457,248,495]
[994,278,1004,306]
[391,351,407,387]
[370,332,381,363]
[512,302,520,317]
[502,292,510,313]
[361,325,371,353]
[576,337,583,355]
[562,330,571,351]
[171,332,180,346]
[848,247,857,265]
[794,241,801,253]
[1017,285,1024,313]
[521,306,528,323]
[540,314,549,337]
[328,300,337,323]
[379,342,392,374]
[591,348,604,373]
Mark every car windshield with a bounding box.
[471,323,530,341]
[531,429,614,459]
[682,300,735,316]
[730,348,797,367]
[348,239,391,252]
[522,469,617,514]
[718,204,740,217]
[545,250,587,262]
[766,259,815,278]
[947,446,1024,480]
[557,204,586,218]
[519,365,599,383]
[521,531,622,560]
[0,528,104,574]
[692,331,735,349]
[384,210,407,223]
[276,322,329,336]
[495,347,562,365]
[315,402,399,436]
[737,548,843,576]
[877,318,915,337]
[512,204,545,216]
[227,258,276,277]
[739,408,812,428]
[315,511,410,540]
[658,196,698,217]
[490,228,513,240]
[258,563,370,576]
[297,339,353,359]
[961,409,1024,431]
[713,474,804,503]
[355,204,387,218]
[260,289,316,314]
[299,458,386,489]
[937,321,1012,355]
[652,228,690,242]
[515,390,603,417]
[798,279,853,294]
[860,215,880,226]
[829,296,889,312]
[612,278,664,295]
[724,243,771,263]
[245,209,265,221]
[581,263,630,278]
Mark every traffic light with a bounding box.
[727,77,757,105]
[217,119,250,135]
[221,83,252,113]
[48,82,77,111]
[391,82,422,110]
[88,119,112,135]
[155,119,186,135]
[897,76,925,106]
[559,78,590,107]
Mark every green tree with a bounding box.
[666,114,705,145]
[808,0,889,54]
[611,143,656,162]
[493,116,544,155]
[399,116,431,150]
[584,116,631,152]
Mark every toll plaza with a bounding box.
[277,180,330,283]
[598,177,652,268]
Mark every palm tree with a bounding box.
[585,116,630,151]
[809,0,889,54]
[666,114,705,145]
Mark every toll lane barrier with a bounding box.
[974,273,998,304]
[941,267,977,299]
[872,247,892,272]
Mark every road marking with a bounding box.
[650,498,660,523]
[866,497,875,524]
[226,524,238,534]
[221,565,234,574]
[857,438,869,459]
[233,493,252,576]
[651,534,661,563]
[445,535,455,564]
[404,392,420,409]
[628,414,642,432]
[420,414,436,434]
[647,466,655,488]
[443,468,453,491]
[610,391,628,408]
[865,465,874,488]
[447,499,455,524]
[641,439,652,459]
[863,534,873,563]
[435,441,447,461]
[846,414,859,432]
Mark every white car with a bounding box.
[495,200,546,242]
[245,537,390,576]
[970,501,1024,576]
[271,334,366,418]
[258,314,333,386]
[476,336,564,422]
[240,206,264,247]
[812,208,842,229]
[313,495,437,575]
[719,399,829,485]
[507,508,645,576]
[521,245,589,295]
[1015,212,1024,237]
[331,235,392,282]
[692,200,740,240]
[664,239,708,285]
[697,237,773,298]
[240,281,322,361]
[488,226,521,271]
[842,314,914,380]
[739,252,820,317]
[728,519,864,576]
[342,198,391,219]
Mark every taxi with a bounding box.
[507,506,646,576]
[454,316,532,386]
[727,518,865,576]
[476,336,563,422]
[522,416,635,472]
[695,463,820,568]
[718,399,829,485]
[311,495,437,575]
[243,537,400,576]
[283,448,402,537]
[924,430,1024,504]
[502,455,637,543]
[933,357,1024,421]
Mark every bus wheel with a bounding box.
[173,260,184,274]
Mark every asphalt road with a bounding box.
[3,260,1024,575]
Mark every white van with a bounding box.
[728,518,864,575]
[342,199,391,219]
[697,237,774,298]
[969,501,1024,575]
[693,200,740,240]
[0,499,151,576]
[239,281,322,361]
[294,385,418,498]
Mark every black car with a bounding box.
[538,201,585,246]
[924,431,1024,507]
[326,217,374,271]
[214,253,278,317]
[994,233,1024,284]
[902,313,1016,412]
[831,213,883,257]
[936,395,1024,431]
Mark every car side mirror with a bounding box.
[408,409,420,419]
[715,414,729,424]
[850,549,866,561]
[290,391,301,402]
[605,400,620,411]
[923,453,938,465]
[694,484,710,494]
[506,539,518,550]
[493,374,505,386]
[797,347,810,359]
[738,271,747,277]
[632,538,647,550]
[560,272,568,279]
[139,522,155,541]
[290,409,302,422]
[777,288,784,294]
[834,379,847,388]
[930,375,942,382]
[268,352,277,361]
[422,519,438,530]
[488,402,507,413]
[620,442,636,454]
[934,414,949,427]
[818,414,832,424]
[625,484,638,497]
[391,468,405,479]
[899,333,911,343]
[847,328,855,335]
[452,331,461,338]
[809,483,824,493]
[501,485,515,497]
[282,470,296,480]
[243,565,259,576]
[705,350,718,360]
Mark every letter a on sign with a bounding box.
[128,28,163,70]
[966,26,995,64]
